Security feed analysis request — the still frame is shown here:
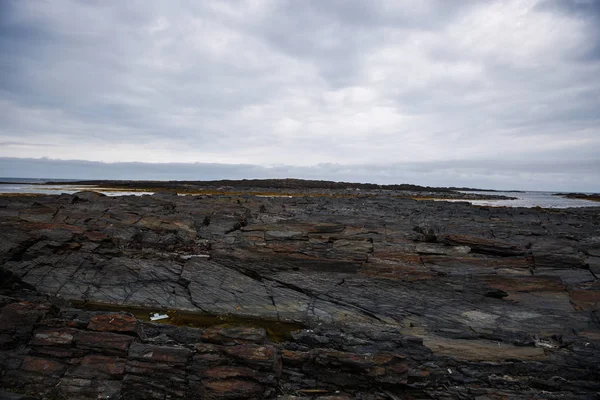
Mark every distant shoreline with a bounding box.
[32,178,517,201]
[553,192,600,202]
[40,178,516,193]
[2,179,598,205]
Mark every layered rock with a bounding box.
[0,191,599,399]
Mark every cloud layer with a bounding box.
[1,0,599,190]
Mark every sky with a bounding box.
[0,0,599,191]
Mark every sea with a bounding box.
[0,178,153,197]
[454,191,599,209]
[0,178,598,208]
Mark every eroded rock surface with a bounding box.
[0,191,599,399]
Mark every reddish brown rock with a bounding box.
[372,250,422,264]
[74,331,135,355]
[371,361,409,384]
[87,313,144,337]
[222,344,279,371]
[20,356,65,375]
[373,352,404,364]
[203,379,264,399]
[21,221,84,234]
[125,359,179,375]
[569,290,600,311]
[202,366,258,380]
[281,349,312,366]
[482,275,565,292]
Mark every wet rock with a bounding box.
[201,325,267,345]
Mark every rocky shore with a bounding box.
[40,179,518,201]
[1,188,599,399]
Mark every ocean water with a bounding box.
[0,178,153,197]
[453,191,599,209]
[0,178,77,183]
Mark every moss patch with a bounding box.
[71,301,306,342]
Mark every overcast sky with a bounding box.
[1,0,599,190]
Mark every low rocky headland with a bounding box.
[554,193,600,203]
[39,178,518,201]
[1,184,599,399]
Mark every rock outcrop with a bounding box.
[0,191,599,399]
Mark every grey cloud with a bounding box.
[537,0,600,18]
[0,0,599,190]
[537,0,600,62]
[0,141,58,147]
